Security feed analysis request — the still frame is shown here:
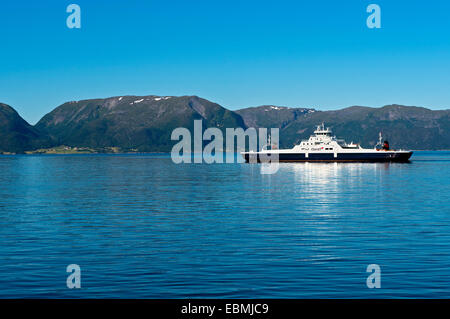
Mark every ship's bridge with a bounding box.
[313,123,332,136]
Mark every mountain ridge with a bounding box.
[1,95,450,153]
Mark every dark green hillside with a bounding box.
[35,95,245,152]
[0,103,51,153]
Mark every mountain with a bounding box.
[236,104,450,150]
[35,95,245,152]
[1,97,450,153]
[0,103,51,153]
[236,105,314,129]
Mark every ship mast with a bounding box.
[375,131,383,149]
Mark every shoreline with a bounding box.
[2,150,450,156]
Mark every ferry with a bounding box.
[241,123,413,162]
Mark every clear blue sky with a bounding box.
[1,0,450,124]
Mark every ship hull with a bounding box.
[242,151,413,163]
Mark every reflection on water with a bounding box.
[0,152,450,298]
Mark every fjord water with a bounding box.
[0,152,450,298]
